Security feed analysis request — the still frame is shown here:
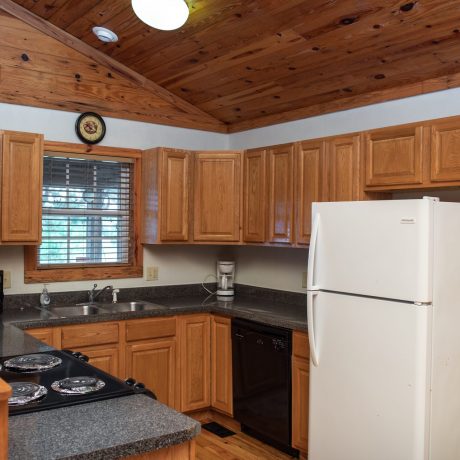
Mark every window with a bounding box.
[25,144,142,283]
[40,155,133,267]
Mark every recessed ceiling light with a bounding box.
[92,26,119,43]
[132,0,189,31]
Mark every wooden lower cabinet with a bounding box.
[79,345,120,378]
[292,331,310,455]
[179,314,211,412]
[125,339,178,410]
[25,327,61,348]
[210,315,233,416]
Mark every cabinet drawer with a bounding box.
[126,317,176,342]
[61,322,119,348]
[293,331,309,359]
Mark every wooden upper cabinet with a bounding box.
[364,125,424,187]
[193,151,241,242]
[267,144,295,244]
[431,118,460,183]
[243,148,267,243]
[142,147,191,243]
[1,131,43,243]
[327,134,361,202]
[295,140,324,245]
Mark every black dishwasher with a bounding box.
[232,318,297,456]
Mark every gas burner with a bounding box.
[8,382,47,406]
[2,353,62,373]
[51,376,105,395]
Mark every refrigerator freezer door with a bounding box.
[308,199,434,303]
[308,291,430,460]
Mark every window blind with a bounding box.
[39,155,134,267]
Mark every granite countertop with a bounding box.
[2,295,307,332]
[0,317,201,459]
[8,395,199,460]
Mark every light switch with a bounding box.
[146,266,159,281]
[3,271,11,289]
[302,271,308,289]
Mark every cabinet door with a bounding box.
[80,346,119,378]
[160,149,191,241]
[431,119,460,182]
[1,131,43,243]
[211,315,233,416]
[267,144,294,243]
[292,356,309,453]
[180,315,210,412]
[125,340,177,409]
[364,125,424,187]
[193,152,241,242]
[243,149,266,243]
[296,140,323,245]
[327,134,361,202]
[26,327,61,348]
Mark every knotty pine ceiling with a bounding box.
[9,0,460,132]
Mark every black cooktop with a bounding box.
[0,350,152,416]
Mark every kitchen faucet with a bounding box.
[88,284,113,303]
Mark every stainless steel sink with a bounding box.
[98,301,167,313]
[45,304,106,318]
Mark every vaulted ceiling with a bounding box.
[4,0,460,132]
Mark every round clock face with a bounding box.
[75,112,106,144]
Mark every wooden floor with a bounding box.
[193,414,297,460]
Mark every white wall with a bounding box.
[0,245,221,295]
[229,87,460,149]
[234,246,308,294]
[0,103,229,151]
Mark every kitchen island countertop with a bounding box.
[0,322,200,460]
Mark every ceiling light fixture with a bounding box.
[131,0,189,31]
[92,27,119,43]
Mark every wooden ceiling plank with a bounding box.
[227,70,460,132]
[170,12,460,109]
[166,0,456,95]
[65,0,128,39]
[206,41,460,122]
[30,0,69,19]
[134,0,320,80]
[46,0,105,29]
[0,0,227,132]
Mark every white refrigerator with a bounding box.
[307,197,460,460]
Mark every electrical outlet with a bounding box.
[302,271,308,289]
[145,266,159,281]
[3,271,11,289]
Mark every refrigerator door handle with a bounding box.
[307,291,320,367]
[307,213,320,290]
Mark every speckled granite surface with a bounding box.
[3,293,307,332]
[8,395,200,460]
[0,324,53,357]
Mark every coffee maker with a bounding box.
[217,261,235,297]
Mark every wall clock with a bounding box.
[75,112,106,144]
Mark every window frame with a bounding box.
[24,141,143,283]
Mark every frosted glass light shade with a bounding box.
[132,0,189,31]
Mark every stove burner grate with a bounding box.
[8,382,48,406]
[51,376,105,395]
[2,353,62,373]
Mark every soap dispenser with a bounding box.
[40,284,50,308]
